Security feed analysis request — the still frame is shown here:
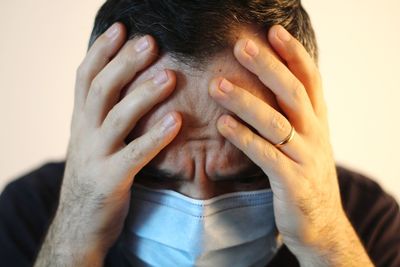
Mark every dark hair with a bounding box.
[89,0,318,67]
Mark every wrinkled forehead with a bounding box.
[129,55,275,136]
[126,35,279,134]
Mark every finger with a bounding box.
[101,70,176,152]
[113,112,182,179]
[233,37,315,130]
[268,25,326,117]
[216,114,296,188]
[209,77,306,162]
[74,23,126,112]
[85,35,158,127]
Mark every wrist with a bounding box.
[35,215,107,267]
[34,205,110,267]
[287,212,373,267]
[52,204,112,252]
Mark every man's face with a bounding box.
[126,29,281,199]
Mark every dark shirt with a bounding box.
[0,162,399,266]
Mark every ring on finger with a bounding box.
[274,124,295,148]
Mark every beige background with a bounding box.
[0,0,399,201]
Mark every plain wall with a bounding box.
[0,0,399,201]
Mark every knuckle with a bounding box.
[241,131,254,151]
[140,82,157,99]
[121,40,148,66]
[241,93,252,110]
[290,79,306,101]
[112,42,136,68]
[106,109,124,131]
[127,130,163,163]
[270,113,288,133]
[120,50,137,69]
[137,81,164,106]
[76,64,89,81]
[90,79,107,98]
[264,143,279,162]
[266,56,280,72]
[125,142,145,163]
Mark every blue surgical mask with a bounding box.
[119,184,280,267]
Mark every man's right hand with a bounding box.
[34,23,182,267]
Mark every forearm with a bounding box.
[291,212,374,267]
[34,208,106,267]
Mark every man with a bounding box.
[1,0,399,266]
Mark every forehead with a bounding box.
[125,30,279,178]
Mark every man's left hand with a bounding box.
[209,25,373,266]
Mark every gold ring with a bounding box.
[274,125,295,148]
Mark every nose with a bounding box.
[177,168,221,199]
[176,166,250,199]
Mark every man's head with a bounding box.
[90,0,318,64]
[89,0,318,199]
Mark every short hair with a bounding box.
[89,0,318,68]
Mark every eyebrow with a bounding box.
[140,165,265,181]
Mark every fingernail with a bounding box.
[224,116,237,129]
[277,26,291,42]
[105,24,119,39]
[153,70,169,85]
[219,78,233,93]
[135,36,150,53]
[162,114,177,129]
[244,39,259,57]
